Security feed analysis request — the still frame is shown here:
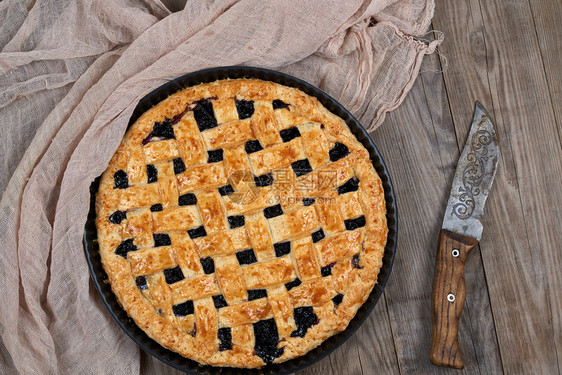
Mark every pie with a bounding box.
[95,78,388,368]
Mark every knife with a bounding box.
[429,101,500,369]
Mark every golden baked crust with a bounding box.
[95,78,388,367]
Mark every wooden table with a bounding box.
[145,0,561,373]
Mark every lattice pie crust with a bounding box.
[95,78,387,367]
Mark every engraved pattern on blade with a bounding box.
[452,129,493,219]
[442,103,499,241]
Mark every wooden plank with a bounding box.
[529,2,562,368]
[433,0,562,373]
[354,296,402,374]
[420,49,503,374]
[528,0,562,137]
[369,55,487,374]
[295,350,335,375]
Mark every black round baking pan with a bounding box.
[83,66,397,375]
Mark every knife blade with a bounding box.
[429,101,500,369]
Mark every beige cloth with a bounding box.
[0,0,439,373]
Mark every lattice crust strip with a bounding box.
[96,79,387,368]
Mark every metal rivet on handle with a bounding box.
[447,293,455,302]
[452,249,460,258]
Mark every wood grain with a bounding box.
[430,229,479,369]
[433,0,562,373]
[420,48,503,375]
[528,0,562,136]
[372,62,487,375]
[528,0,562,369]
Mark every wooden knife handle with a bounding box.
[430,229,478,369]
